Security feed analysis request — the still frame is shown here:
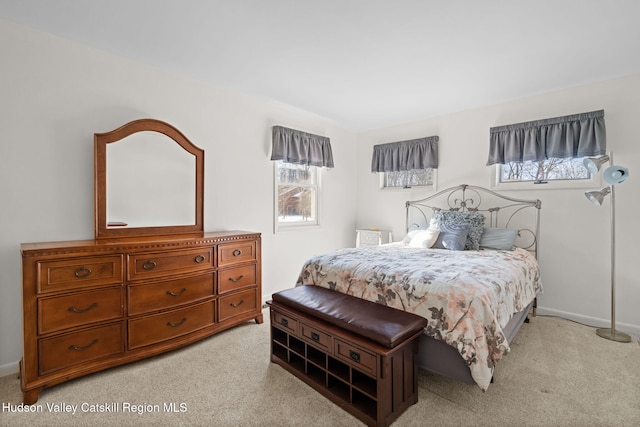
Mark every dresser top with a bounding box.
[21,230,261,256]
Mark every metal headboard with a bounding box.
[405,184,542,258]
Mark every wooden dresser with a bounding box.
[20,230,262,404]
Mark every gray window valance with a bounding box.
[371,136,439,173]
[487,109,606,166]
[271,126,334,168]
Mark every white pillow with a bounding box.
[402,229,421,244]
[408,228,440,248]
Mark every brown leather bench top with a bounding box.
[271,285,427,348]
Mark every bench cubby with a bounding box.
[268,286,426,427]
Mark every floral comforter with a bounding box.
[295,244,542,390]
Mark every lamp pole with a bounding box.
[595,153,631,342]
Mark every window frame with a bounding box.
[273,161,321,232]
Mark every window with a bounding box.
[270,125,332,231]
[494,157,599,190]
[372,136,439,190]
[382,168,435,189]
[487,110,605,190]
[274,161,319,229]
[500,158,591,183]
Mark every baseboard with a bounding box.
[0,361,19,378]
[537,306,640,338]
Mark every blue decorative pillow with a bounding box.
[431,211,485,250]
[479,228,518,250]
[433,223,470,251]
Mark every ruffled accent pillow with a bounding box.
[431,211,485,250]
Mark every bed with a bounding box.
[296,184,542,390]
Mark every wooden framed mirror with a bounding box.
[94,118,204,239]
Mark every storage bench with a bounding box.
[268,285,427,427]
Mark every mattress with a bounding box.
[296,244,542,390]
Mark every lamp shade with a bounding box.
[583,155,610,174]
[585,187,611,206]
[603,166,629,185]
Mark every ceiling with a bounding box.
[2,0,640,131]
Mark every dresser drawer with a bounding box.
[271,309,298,335]
[218,264,256,294]
[218,240,257,267]
[128,248,213,281]
[218,288,258,322]
[38,322,124,375]
[37,255,124,293]
[128,273,215,316]
[38,286,124,334]
[128,300,215,349]
[335,338,377,376]
[300,322,332,353]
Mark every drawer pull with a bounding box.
[280,318,288,327]
[142,260,157,271]
[167,318,187,328]
[229,299,244,308]
[69,339,99,352]
[74,266,92,278]
[194,255,205,263]
[232,249,242,257]
[311,332,320,342]
[166,287,187,297]
[68,302,98,314]
[349,350,361,363]
[228,275,244,283]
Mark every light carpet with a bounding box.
[1,310,639,427]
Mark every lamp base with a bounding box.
[596,327,631,343]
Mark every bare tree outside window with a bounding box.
[501,158,590,183]
[384,169,433,188]
[275,161,318,226]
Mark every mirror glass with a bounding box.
[106,131,195,228]
[95,119,204,239]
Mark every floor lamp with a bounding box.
[583,153,631,343]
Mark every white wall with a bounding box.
[2,17,639,377]
[356,75,640,336]
[0,20,358,374]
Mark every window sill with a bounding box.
[274,222,320,233]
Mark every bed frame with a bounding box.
[405,184,542,386]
